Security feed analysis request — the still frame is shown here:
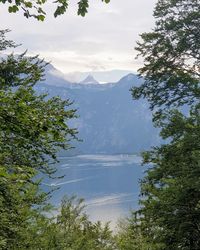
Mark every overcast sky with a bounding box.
[1,0,156,74]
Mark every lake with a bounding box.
[43,154,144,228]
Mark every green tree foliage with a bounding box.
[126,0,200,249]
[1,0,110,20]
[116,216,151,250]
[40,196,116,250]
[9,196,116,250]
[136,106,200,249]
[0,30,77,249]
[132,0,200,111]
[0,30,116,250]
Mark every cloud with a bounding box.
[0,0,156,73]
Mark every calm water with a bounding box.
[43,154,144,228]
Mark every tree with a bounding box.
[136,106,200,249]
[1,0,110,21]
[116,216,152,250]
[0,30,77,249]
[128,0,200,249]
[15,196,116,250]
[132,0,200,111]
[46,196,116,250]
[0,29,116,250]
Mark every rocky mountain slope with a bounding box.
[35,67,160,154]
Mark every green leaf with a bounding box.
[37,14,45,21]
[8,5,19,12]
[24,1,32,8]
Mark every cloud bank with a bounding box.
[0,0,156,73]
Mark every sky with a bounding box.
[1,0,156,74]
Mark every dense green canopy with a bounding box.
[0,30,77,248]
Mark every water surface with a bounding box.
[43,154,144,228]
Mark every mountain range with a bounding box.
[35,65,160,155]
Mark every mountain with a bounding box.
[35,66,160,155]
[80,75,99,85]
[65,70,134,83]
[42,64,72,87]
